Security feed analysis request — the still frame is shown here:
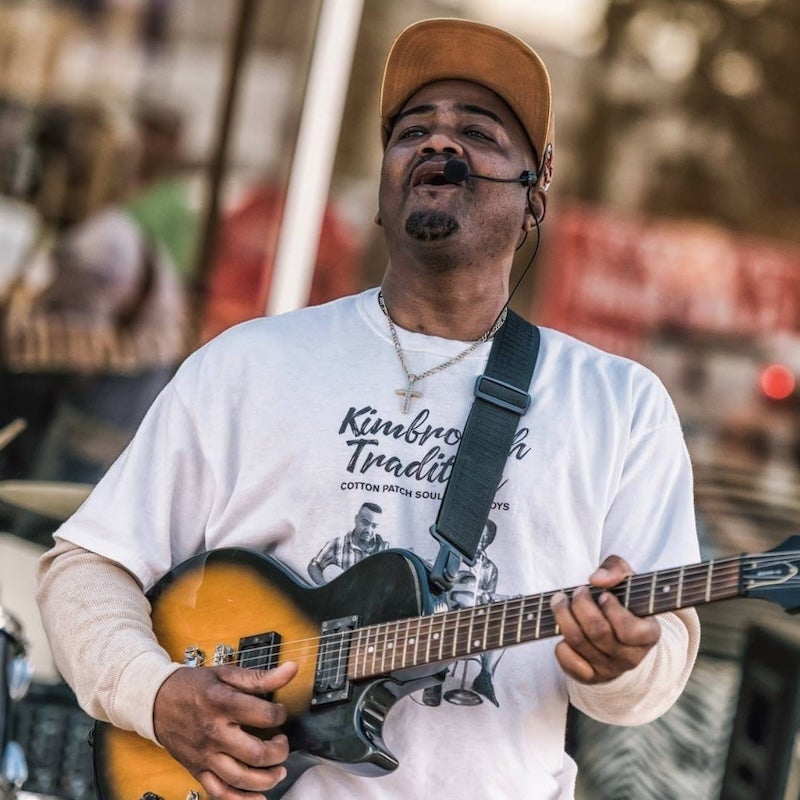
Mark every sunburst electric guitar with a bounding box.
[93,538,800,800]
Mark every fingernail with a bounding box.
[594,568,611,579]
[550,591,566,607]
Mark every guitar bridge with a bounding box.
[312,614,359,707]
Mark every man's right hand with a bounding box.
[153,660,298,800]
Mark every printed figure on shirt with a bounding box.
[307,501,389,585]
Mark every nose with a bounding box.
[420,128,464,158]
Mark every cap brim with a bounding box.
[380,18,553,172]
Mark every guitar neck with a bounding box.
[348,554,744,680]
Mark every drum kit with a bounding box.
[0,603,33,799]
[0,419,91,799]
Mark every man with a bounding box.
[37,18,700,800]
[307,501,388,584]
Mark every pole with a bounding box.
[266,0,364,316]
[191,0,256,331]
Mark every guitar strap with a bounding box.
[430,310,540,592]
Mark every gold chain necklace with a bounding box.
[377,291,507,413]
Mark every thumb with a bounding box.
[217,660,298,695]
[589,555,634,588]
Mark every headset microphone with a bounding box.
[442,159,536,186]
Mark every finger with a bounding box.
[598,591,661,648]
[206,748,289,792]
[569,586,616,651]
[212,728,291,772]
[217,661,298,695]
[207,682,288,730]
[199,764,287,800]
[589,555,634,588]
[554,640,596,684]
[550,589,608,666]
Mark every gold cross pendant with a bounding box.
[396,382,423,413]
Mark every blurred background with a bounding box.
[0,0,798,798]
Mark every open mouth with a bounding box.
[411,162,453,187]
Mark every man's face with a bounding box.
[354,507,380,540]
[378,79,537,260]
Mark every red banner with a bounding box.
[534,205,800,357]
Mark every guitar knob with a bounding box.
[183,645,205,667]
[186,792,202,800]
[212,644,235,665]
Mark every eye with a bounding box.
[465,128,494,142]
[397,126,426,140]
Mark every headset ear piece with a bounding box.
[519,170,537,186]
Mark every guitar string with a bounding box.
[224,562,752,671]
[236,570,800,679]
[200,553,798,670]
[203,555,763,670]
[252,576,798,680]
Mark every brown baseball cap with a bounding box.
[380,18,554,187]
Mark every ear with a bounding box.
[523,189,546,231]
[373,210,382,227]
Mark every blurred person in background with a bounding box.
[0,98,189,543]
[36,18,700,800]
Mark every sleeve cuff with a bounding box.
[567,609,700,726]
[111,649,183,743]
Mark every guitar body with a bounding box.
[92,535,800,799]
[92,548,443,800]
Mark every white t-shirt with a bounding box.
[54,288,700,799]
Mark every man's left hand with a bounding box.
[550,555,661,684]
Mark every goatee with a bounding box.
[405,211,459,241]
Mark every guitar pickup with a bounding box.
[312,615,359,707]
[238,631,281,700]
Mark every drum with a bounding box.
[1,605,33,799]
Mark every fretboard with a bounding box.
[348,554,743,680]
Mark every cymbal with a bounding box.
[0,418,27,452]
[0,480,92,520]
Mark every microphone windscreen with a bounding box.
[443,159,469,184]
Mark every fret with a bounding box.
[498,601,508,649]
[535,593,543,639]
[424,616,433,665]
[385,622,394,671]
[412,617,422,666]
[648,572,657,615]
[360,626,370,677]
[677,565,685,608]
[452,609,461,658]
[480,606,490,651]
[654,571,677,614]
[437,611,446,662]
[624,575,632,608]
[516,598,524,643]
[466,607,476,654]
[400,618,411,668]
[352,626,365,679]
[372,625,386,675]
[705,559,714,603]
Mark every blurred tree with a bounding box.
[577,0,800,245]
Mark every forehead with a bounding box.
[396,79,532,149]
